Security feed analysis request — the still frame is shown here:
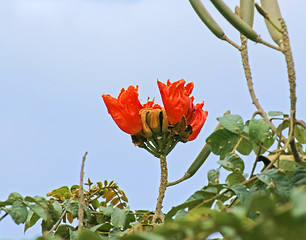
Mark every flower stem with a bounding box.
[152,155,168,224]
[164,138,179,156]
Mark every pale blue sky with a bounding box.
[0,0,305,239]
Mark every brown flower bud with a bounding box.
[147,109,162,133]
[139,109,153,138]
[161,108,169,133]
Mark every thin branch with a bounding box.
[152,155,168,224]
[240,35,286,142]
[288,110,302,163]
[167,173,190,187]
[250,147,262,178]
[257,38,281,51]
[280,19,301,163]
[78,152,88,232]
[296,120,306,129]
[193,189,231,210]
[47,199,72,235]
[221,35,241,50]
[0,213,8,222]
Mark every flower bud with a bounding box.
[161,108,169,133]
[139,109,153,138]
[147,109,162,133]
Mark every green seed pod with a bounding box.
[240,0,255,27]
[211,0,259,42]
[186,110,231,177]
[189,0,225,39]
[260,0,283,45]
[186,143,211,177]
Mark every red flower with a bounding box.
[157,79,194,125]
[102,86,143,135]
[188,102,208,141]
[103,80,207,145]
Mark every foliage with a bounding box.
[1,1,306,240]
[1,113,305,239]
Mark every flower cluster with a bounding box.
[102,79,208,157]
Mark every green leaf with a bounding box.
[24,210,40,232]
[268,111,285,117]
[206,128,240,156]
[24,196,51,222]
[83,204,93,223]
[249,119,271,143]
[78,229,103,240]
[257,169,292,198]
[47,186,70,199]
[230,184,250,205]
[91,199,100,209]
[100,205,114,216]
[294,124,306,144]
[123,232,166,240]
[252,133,275,155]
[218,152,245,172]
[67,201,79,218]
[165,191,214,222]
[165,184,228,221]
[218,114,244,134]
[0,192,24,207]
[275,158,301,172]
[226,171,246,187]
[55,225,75,239]
[2,200,28,224]
[290,167,306,186]
[51,201,63,220]
[246,193,275,215]
[90,222,113,232]
[276,120,290,134]
[111,208,127,228]
[26,203,48,221]
[291,188,306,218]
[236,137,253,155]
[207,169,220,183]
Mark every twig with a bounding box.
[193,189,231,210]
[250,148,262,178]
[221,35,241,50]
[240,35,286,142]
[226,196,238,209]
[296,120,306,129]
[167,173,190,187]
[288,110,302,163]
[0,213,8,222]
[78,152,88,232]
[47,199,72,235]
[152,155,168,224]
[257,38,281,51]
[280,19,301,163]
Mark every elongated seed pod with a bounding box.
[186,110,230,177]
[260,0,283,45]
[211,0,259,41]
[186,143,211,177]
[189,0,225,39]
[240,0,255,27]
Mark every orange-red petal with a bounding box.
[188,102,208,141]
[142,98,162,110]
[102,85,143,135]
[157,79,193,125]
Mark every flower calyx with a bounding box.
[132,107,194,157]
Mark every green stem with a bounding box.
[143,144,159,158]
[152,155,168,224]
[164,138,179,156]
[146,141,157,152]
